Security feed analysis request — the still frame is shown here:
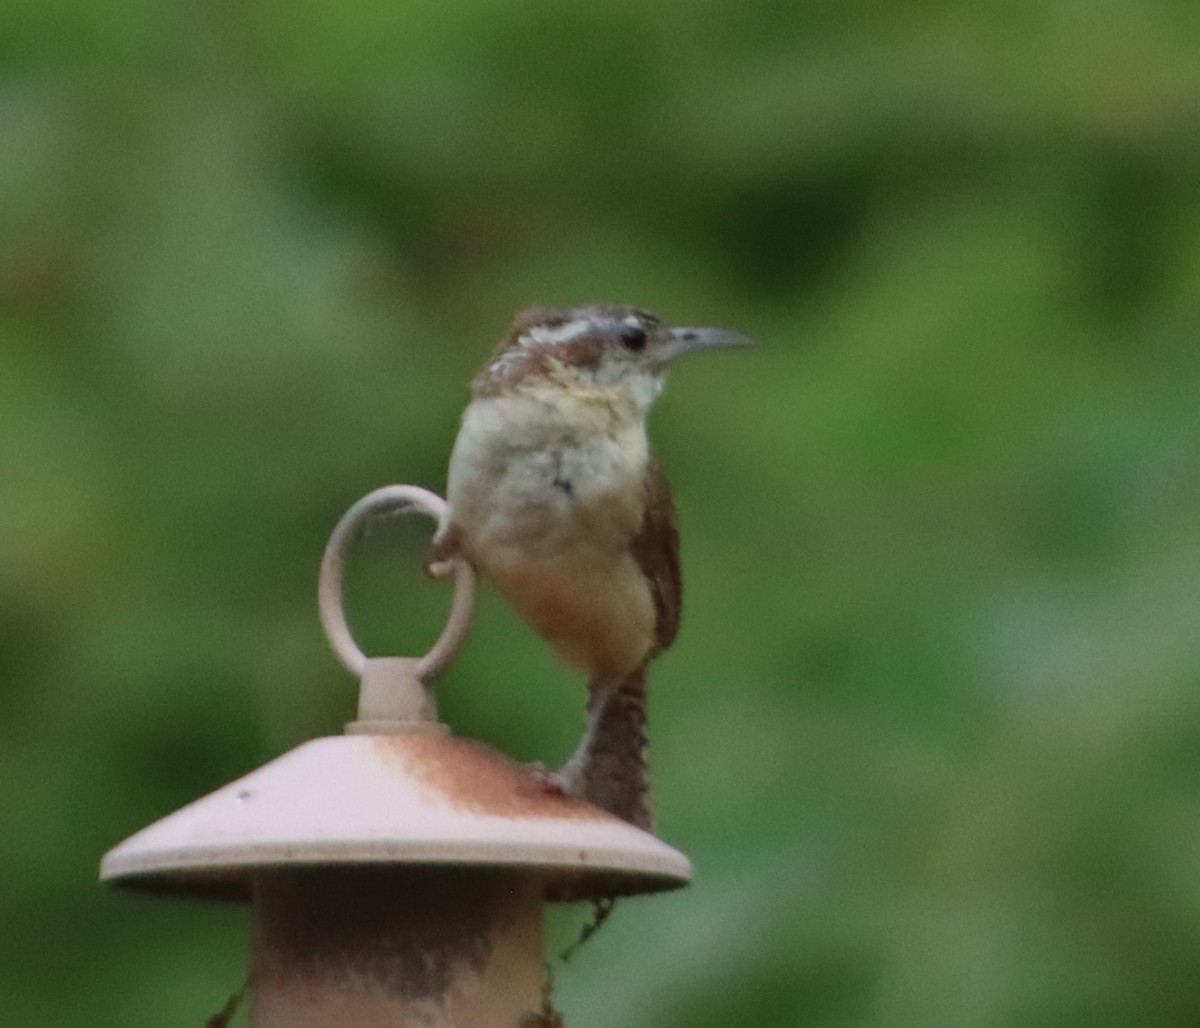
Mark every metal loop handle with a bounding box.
[318,485,475,680]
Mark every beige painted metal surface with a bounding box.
[101,729,692,902]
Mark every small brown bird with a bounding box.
[439,305,751,830]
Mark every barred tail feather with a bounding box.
[576,664,653,832]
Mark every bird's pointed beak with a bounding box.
[654,326,755,367]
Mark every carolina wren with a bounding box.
[440,305,751,831]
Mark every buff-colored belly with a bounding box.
[482,546,655,680]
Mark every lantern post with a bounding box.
[101,486,691,1027]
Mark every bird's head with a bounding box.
[474,304,753,411]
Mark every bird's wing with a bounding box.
[631,455,682,654]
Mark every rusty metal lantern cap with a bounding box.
[100,486,692,903]
[99,725,693,902]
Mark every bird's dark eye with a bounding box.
[619,325,647,351]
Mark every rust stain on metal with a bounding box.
[371,735,611,821]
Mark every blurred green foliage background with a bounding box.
[3,1,1200,1025]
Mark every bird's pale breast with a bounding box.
[446,389,657,679]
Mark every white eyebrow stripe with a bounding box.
[520,318,593,347]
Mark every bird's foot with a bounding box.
[527,759,586,800]
[423,524,462,580]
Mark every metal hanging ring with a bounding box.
[318,485,475,680]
